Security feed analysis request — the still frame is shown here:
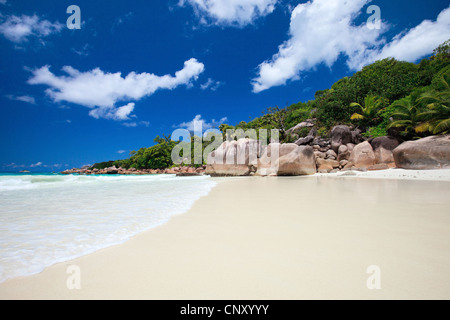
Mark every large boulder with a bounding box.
[330,125,352,153]
[256,143,316,176]
[275,146,316,176]
[371,136,400,166]
[337,144,350,162]
[286,119,315,135]
[393,135,450,170]
[294,135,314,146]
[106,166,119,174]
[206,139,261,176]
[316,158,339,173]
[351,129,363,144]
[348,141,376,169]
[256,143,297,176]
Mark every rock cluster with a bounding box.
[205,124,450,176]
[61,124,450,177]
[393,135,450,169]
[61,166,206,176]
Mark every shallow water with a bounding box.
[0,173,217,283]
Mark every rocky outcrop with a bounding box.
[393,135,450,169]
[371,136,400,166]
[337,145,350,162]
[347,141,376,169]
[106,166,119,174]
[351,129,364,144]
[62,165,206,176]
[316,158,339,173]
[294,135,314,146]
[294,128,317,146]
[286,119,316,135]
[275,145,316,176]
[331,125,352,153]
[206,141,316,177]
[206,138,261,176]
[256,143,298,176]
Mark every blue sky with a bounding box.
[0,0,449,171]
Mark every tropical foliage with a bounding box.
[92,40,450,169]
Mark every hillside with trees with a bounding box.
[91,40,449,171]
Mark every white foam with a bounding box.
[0,174,216,283]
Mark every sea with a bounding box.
[0,172,217,283]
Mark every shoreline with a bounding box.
[1,169,450,299]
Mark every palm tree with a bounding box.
[415,76,450,134]
[386,97,423,138]
[350,95,387,129]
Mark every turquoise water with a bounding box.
[0,173,217,283]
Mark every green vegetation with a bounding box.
[350,95,389,131]
[222,39,449,142]
[92,40,449,170]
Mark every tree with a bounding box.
[432,39,450,60]
[350,95,388,130]
[386,96,424,139]
[415,75,450,134]
[261,106,290,142]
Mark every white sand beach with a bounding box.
[1,169,450,300]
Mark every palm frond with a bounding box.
[414,122,431,133]
[387,120,412,129]
[390,111,411,119]
[349,102,362,108]
[351,113,365,120]
[433,119,450,134]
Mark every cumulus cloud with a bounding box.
[0,14,63,43]
[175,114,228,136]
[30,162,43,168]
[89,103,135,121]
[6,94,36,104]
[28,58,205,121]
[252,0,450,93]
[252,0,380,92]
[200,78,223,91]
[180,0,277,26]
[351,6,450,69]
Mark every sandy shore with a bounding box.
[1,169,450,300]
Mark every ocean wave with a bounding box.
[0,174,216,283]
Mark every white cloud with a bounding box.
[28,58,205,121]
[176,114,227,135]
[30,162,43,168]
[16,96,36,104]
[0,14,63,43]
[351,6,450,69]
[200,78,223,91]
[117,150,127,154]
[121,121,149,128]
[89,103,135,121]
[0,0,7,5]
[122,122,138,127]
[180,0,277,26]
[6,94,36,104]
[252,0,450,93]
[252,0,381,92]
